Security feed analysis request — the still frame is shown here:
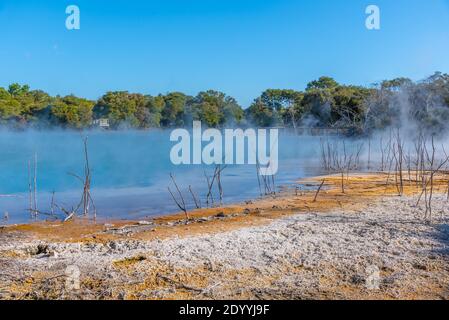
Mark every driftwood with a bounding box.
[204,170,214,206]
[394,129,404,195]
[189,185,201,209]
[313,179,326,202]
[50,191,56,216]
[27,154,38,219]
[413,138,449,221]
[52,202,76,222]
[63,212,75,222]
[81,137,95,218]
[168,173,189,221]
[216,165,224,205]
[156,274,203,293]
[33,153,38,216]
[55,137,97,223]
[204,165,227,207]
[256,163,263,196]
[320,139,363,193]
[256,160,276,196]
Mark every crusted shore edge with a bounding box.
[0,173,448,300]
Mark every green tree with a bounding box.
[380,77,413,91]
[93,92,170,129]
[245,98,274,127]
[302,77,341,126]
[50,95,95,128]
[131,93,154,129]
[301,89,334,126]
[331,85,371,132]
[306,76,339,91]
[0,84,52,122]
[93,91,139,128]
[0,87,21,119]
[190,90,243,127]
[247,89,303,127]
[161,92,188,127]
[262,89,303,127]
[8,83,30,97]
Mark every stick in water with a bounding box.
[313,179,326,202]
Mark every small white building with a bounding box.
[92,118,110,128]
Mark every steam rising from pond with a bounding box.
[2,120,449,224]
[0,129,324,223]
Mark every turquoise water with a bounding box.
[0,129,326,223]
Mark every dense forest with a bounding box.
[1,72,448,135]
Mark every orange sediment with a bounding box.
[3,172,445,243]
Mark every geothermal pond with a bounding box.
[0,130,333,224]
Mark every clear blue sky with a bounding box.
[1,0,449,107]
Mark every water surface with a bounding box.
[0,129,329,224]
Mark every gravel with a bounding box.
[1,194,449,299]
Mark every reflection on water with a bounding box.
[0,129,330,223]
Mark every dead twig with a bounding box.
[313,179,326,202]
[168,173,189,221]
[156,274,203,293]
[189,185,201,209]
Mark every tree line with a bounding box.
[1,72,448,135]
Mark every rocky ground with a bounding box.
[1,175,449,300]
[1,197,448,300]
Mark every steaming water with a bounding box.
[0,130,328,224]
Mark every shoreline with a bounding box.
[0,173,374,242]
[1,173,449,300]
